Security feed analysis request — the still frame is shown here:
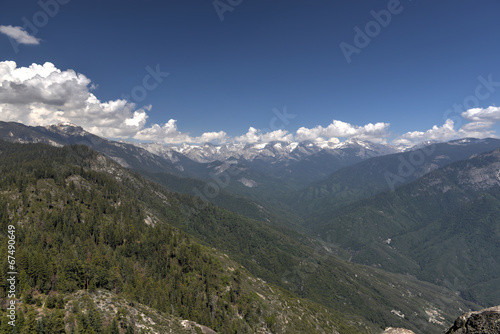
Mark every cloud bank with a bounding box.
[0,61,498,147]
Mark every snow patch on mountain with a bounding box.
[46,123,88,137]
[239,178,258,188]
[137,139,397,164]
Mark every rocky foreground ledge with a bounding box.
[443,306,500,334]
[382,306,500,334]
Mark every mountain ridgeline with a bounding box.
[288,138,500,223]
[0,121,499,333]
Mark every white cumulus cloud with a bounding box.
[235,127,293,144]
[0,25,40,45]
[295,120,390,143]
[392,119,458,147]
[0,61,148,138]
[461,106,500,124]
[198,131,228,143]
[0,61,225,143]
[134,119,228,144]
[458,106,500,139]
[392,107,500,148]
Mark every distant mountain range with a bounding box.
[0,121,401,204]
[3,121,500,219]
[289,137,500,221]
[138,137,397,164]
[0,121,396,183]
[138,138,398,187]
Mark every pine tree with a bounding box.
[125,323,134,334]
[107,319,119,334]
[76,312,95,334]
[87,304,102,334]
[35,316,46,334]
[16,310,25,333]
[46,310,65,334]
[0,314,14,334]
[21,310,37,334]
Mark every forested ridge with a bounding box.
[311,148,500,306]
[0,141,355,334]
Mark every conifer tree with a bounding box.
[107,319,119,334]
[21,310,37,334]
[47,310,66,334]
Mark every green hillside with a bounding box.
[312,148,500,306]
[0,142,355,333]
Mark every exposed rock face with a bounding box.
[382,328,416,334]
[444,306,500,334]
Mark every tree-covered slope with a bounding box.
[140,170,304,229]
[0,141,355,333]
[312,148,500,306]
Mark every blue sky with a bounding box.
[1,0,500,147]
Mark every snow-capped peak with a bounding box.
[136,139,397,164]
[46,122,87,136]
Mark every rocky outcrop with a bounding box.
[444,306,500,334]
[382,328,416,334]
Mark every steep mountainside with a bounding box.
[312,148,500,306]
[0,141,481,333]
[0,121,194,175]
[0,141,356,333]
[0,121,400,228]
[0,121,291,224]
